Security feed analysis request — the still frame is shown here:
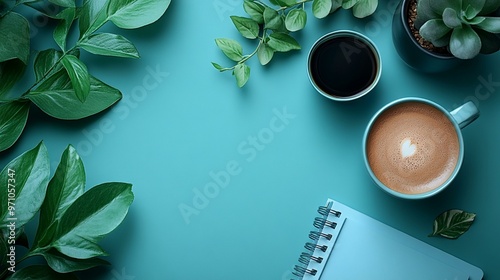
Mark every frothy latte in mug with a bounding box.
[366,102,460,194]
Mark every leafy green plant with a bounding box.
[0,142,134,279]
[212,0,378,87]
[429,209,476,239]
[0,0,171,152]
[415,0,500,59]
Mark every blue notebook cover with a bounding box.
[293,199,483,280]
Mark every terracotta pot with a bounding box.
[391,0,462,72]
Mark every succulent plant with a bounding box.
[415,0,500,59]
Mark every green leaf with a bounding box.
[79,0,109,38]
[312,0,332,19]
[215,38,244,62]
[0,142,50,232]
[476,17,500,33]
[276,0,297,6]
[79,33,140,58]
[8,265,78,280]
[352,0,378,18]
[0,101,30,152]
[230,16,260,39]
[211,62,226,72]
[33,145,86,248]
[442,8,461,29]
[419,19,451,42]
[51,182,134,259]
[233,64,250,88]
[106,0,171,29]
[342,0,358,10]
[267,32,301,52]
[42,249,110,273]
[0,60,26,98]
[61,55,91,102]
[257,42,274,65]
[34,49,64,83]
[285,9,307,31]
[429,209,476,239]
[450,25,481,59]
[481,0,500,14]
[53,8,76,51]
[461,0,485,18]
[243,0,266,24]
[27,75,122,120]
[0,12,30,64]
[430,0,461,15]
[263,7,284,30]
[0,234,6,266]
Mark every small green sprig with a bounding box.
[212,0,379,87]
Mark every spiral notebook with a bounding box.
[293,199,483,280]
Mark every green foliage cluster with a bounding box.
[0,0,171,152]
[0,142,134,279]
[416,0,500,59]
[212,0,379,87]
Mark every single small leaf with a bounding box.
[51,182,134,259]
[267,32,301,52]
[230,16,260,39]
[33,145,86,248]
[211,62,226,72]
[243,0,266,24]
[53,7,76,51]
[0,101,30,152]
[42,249,110,273]
[28,75,122,120]
[312,0,332,19]
[465,16,485,25]
[233,63,250,88]
[215,38,244,62]
[0,142,50,232]
[419,19,451,42]
[34,49,63,83]
[79,0,109,37]
[415,0,439,28]
[429,209,476,239]
[61,55,91,102]
[276,0,297,6]
[79,33,140,58]
[352,0,378,18]
[285,9,307,31]
[257,42,274,65]
[263,7,284,30]
[0,12,30,64]
[106,0,171,29]
[0,60,26,98]
[442,8,461,29]
[476,17,500,33]
[8,265,78,280]
[450,25,482,59]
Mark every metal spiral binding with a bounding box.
[292,203,342,279]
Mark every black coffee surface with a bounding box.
[310,36,377,97]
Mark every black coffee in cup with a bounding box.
[308,31,381,101]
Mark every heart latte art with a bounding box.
[366,102,460,194]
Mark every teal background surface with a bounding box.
[1,0,500,279]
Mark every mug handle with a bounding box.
[450,101,480,129]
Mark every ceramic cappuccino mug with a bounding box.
[363,97,479,199]
[307,30,382,101]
